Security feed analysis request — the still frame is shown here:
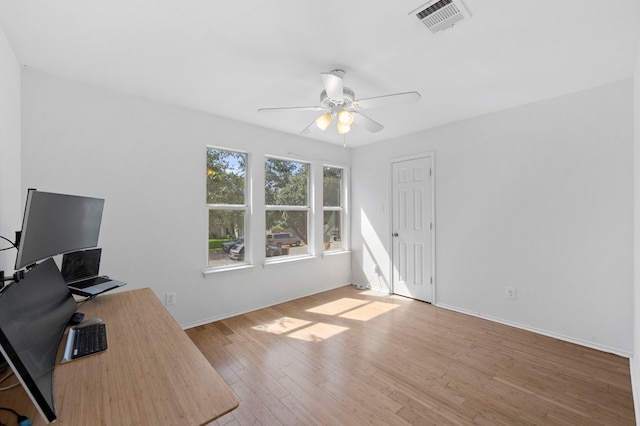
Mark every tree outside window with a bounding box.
[265,158,309,258]
[207,148,248,268]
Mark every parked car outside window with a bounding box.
[229,243,283,261]
[228,243,244,261]
[266,233,302,247]
[222,237,244,253]
[265,244,282,257]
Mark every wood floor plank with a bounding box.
[187,285,635,425]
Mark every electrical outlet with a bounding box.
[505,287,516,300]
[165,292,176,306]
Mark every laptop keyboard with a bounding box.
[71,323,108,359]
[74,276,111,289]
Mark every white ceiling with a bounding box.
[1,1,639,147]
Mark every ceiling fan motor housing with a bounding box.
[320,87,355,110]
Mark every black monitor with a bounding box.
[15,190,105,270]
[0,258,77,423]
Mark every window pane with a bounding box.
[208,209,245,267]
[323,210,342,251]
[266,210,307,257]
[323,167,342,207]
[265,158,308,206]
[207,149,246,205]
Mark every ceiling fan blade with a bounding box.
[300,112,333,134]
[300,120,316,135]
[258,105,325,112]
[352,111,384,133]
[320,69,345,101]
[354,91,421,110]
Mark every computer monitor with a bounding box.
[15,190,105,270]
[0,258,77,423]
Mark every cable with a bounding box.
[0,369,13,385]
[0,235,16,252]
[0,370,17,392]
[0,370,18,392]
[0,382,19,392]
[0,407,31,426]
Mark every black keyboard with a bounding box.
[71,323,108,359]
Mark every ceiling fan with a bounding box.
[258,69,421,135]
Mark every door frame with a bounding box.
[389,152,436,303]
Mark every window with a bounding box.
[206,148,248,268]
[323,166,344,251]
[265,157,309,258]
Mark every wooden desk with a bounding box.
[0,288,239,425]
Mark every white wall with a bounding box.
[21,70,351,327]
[0,27,21,275]
[352,80,634,355]
[632,41,640,421]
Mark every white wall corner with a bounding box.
[0,25,22,274]
[632,39,640,424]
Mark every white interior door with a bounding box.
[391,156,433,303]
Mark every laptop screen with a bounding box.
[61,248,101,283]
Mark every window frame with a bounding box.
[264,155,311,262]
[206,146,250,270]
[322,164,347,253]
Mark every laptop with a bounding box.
[61,248,126,297]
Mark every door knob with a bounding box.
[392,233,399,237]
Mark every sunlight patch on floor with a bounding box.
[357,290,391,297]
[253,294,399,343]
[306,298,369,316]
[252,317,311,334]
[287,323,349,342]
[339,301,399,321]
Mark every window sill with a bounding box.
[203,251,350,277]
[263,254,317,267]
[203,263,255,278]
[322,249,351,258]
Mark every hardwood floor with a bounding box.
[186,285,635,425]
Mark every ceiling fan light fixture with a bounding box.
[337,110,354,126]
[315,113,332,131]
[337,122,351,135]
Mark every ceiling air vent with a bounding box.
[410,0,470,33]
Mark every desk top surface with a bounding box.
[0,288,239,425]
